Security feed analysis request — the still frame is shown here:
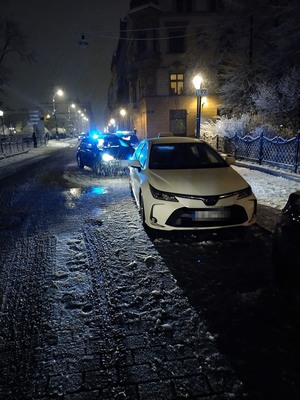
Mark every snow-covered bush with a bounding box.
[202,114,251,139]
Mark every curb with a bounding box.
[235,161,300,183]
[0,149,30,160]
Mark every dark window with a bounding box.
[137,31,147,54]
[175,0,193,12]
[170,74,184,95]
[169,30,185,53]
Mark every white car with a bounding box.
[129,136,257,231]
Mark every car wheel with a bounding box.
[93,160,106,175]
[77,155,84,169]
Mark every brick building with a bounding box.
[107,0,223,139]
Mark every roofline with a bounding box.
[128,2,162,14]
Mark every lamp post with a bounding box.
[192,75,208,139]
[0,110,4,138]
[119,108,127,130]
[77,110,82,133]
[52,89,64,139]
[68,103,76,136]
[193,75,202,139]
[108,118,116,133]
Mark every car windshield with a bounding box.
[119,135,139,145]
[94,135,130,149]
[149,142,228,169]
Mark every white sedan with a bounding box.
[129,136,257,231]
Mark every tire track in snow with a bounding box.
[82,198,245,399]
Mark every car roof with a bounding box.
[142,136,203,145]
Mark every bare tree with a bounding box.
[0,16,35,91]
[252,67,300,132]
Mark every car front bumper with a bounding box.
[144,192,257,231]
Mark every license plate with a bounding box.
[194,209,230,221]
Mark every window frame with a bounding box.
[170,73,184,95]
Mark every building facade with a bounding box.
[107,0,223,139]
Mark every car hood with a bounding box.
[147,167,250,195]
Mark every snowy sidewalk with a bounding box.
[233,163,299,232]
[0,138,76,181]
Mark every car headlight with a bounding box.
[237,186,253,199]
[102,153,114,162]
[149,184,178,202]
[96,138,105,149]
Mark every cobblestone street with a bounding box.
[0,145,300,399]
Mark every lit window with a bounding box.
[170,73,184,95]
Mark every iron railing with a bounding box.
[0,136,49,156]
[203,131,300,174]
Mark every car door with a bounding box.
[130,141,148,203]
[81,138,98,168]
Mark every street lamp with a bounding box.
[108,118,116,133]
[192,75,208,139]
[119,109,127,130]
[0,110,4,138]
[192,75,202,139]
[68,103,76,136]
[52,89,64,139]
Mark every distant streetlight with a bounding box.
[68,103,76,136]
[52,89,64,139]
[108,118,116,133]
[119,109,127,130]
[0,110,4,137]
[77,110,82,133]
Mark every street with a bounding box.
[0,145,300,400]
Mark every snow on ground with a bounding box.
[0,138,299,232]
[233,164,299,210]
[233,164,299,232]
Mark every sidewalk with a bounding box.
[0,138,75,181]
[236,159,300,183]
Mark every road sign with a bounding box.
[195,89,208,96]
[29,110,40,124]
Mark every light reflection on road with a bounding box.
[64,186,108,209]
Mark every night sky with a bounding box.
[1,0,130,129]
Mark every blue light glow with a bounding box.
[90,186,108,195]
[90,129,100,139]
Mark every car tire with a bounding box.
[77,155,84,169]
[93,161,102,175]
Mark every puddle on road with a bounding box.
[64,185,109,210]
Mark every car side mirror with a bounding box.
[129,159,141,171]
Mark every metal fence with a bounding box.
[0,136,49,156]
[203,131,300,174]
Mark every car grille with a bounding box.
[166,206,248,227]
